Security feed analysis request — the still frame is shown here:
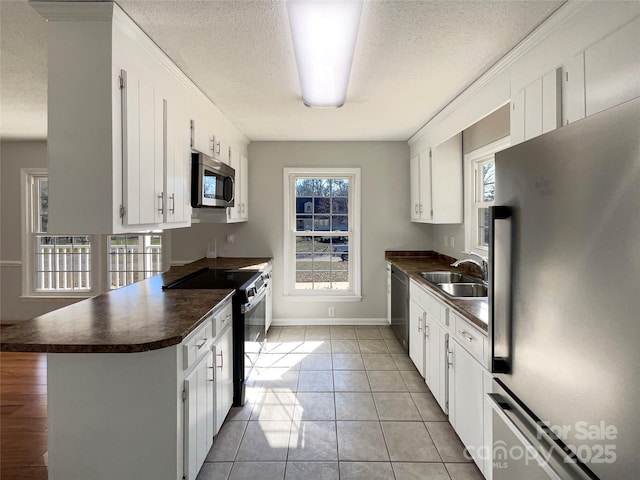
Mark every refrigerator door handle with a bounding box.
[488,393,563,480]
[489,205,512,374]
[488,390,596,480]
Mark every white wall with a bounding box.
[172,142,434,322]
[0,141,83,322]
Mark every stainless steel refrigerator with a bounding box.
[488,97,640,480]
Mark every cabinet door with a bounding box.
[449,339,484,471]
[121,69,163,227]
[410,154,421,221]
[418,150,432,220]
[409,299,425,376]
[184,350,214,480]
[214,326,234,435]
[165,102,190,224]
[427,319,448,414]
[227,150,241,221]
[510,89,525,146]
[584,16,640,117]
[562,52,586,126]
[431,133,462,223]
[541,68,562,134]
[524,78,543,140]
[239,153,249,220]
[265,273,273,332]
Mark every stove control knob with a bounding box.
[247,287,257,297]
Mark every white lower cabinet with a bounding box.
[427,318,449,414]
[213,319,234,435]
[409,278,450,414]
[407,274,491,478]
[409,298,426,377]
[183,297,234,480]
[184,350,214,480]
[449,337,484,470]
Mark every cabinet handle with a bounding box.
[457,330,474,342]
[418,316,422,332]
[222,314,231,324]
[424,323,429,339]
[169,193,175,214]
[217,351,223,369]
[447,349,454,368]
[419,203,423,214]
[216,140,221,156]
[158,193,164,214]
[414,204,418,214]
[241,203,245,213]
[197,339,207,349]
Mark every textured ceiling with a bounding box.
[0,0,565,141]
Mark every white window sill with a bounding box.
[284,295,362,303]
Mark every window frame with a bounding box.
[21,169,166,298]
[21,168,101,298]
[464,137,510,257]
[283,168,361,301]
[107,234,164,290]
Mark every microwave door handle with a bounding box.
[489,205,512,374]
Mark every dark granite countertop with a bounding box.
[385,251,488,332]
[0,257,272,353]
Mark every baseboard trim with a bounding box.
[272,317,388,327]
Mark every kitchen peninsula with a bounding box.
[1,257,271,480]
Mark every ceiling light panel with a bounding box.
[287,0,363,108]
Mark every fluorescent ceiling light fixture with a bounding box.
[287,0,363,108]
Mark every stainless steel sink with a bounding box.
[438,282,488,298]
[419,271,479,284]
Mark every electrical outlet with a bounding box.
[328,307,335,318]
[225,234,235,244]
[444,236,449,247]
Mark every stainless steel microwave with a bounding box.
[191,152,235,208]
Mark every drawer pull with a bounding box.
[457,330,474,342]
[197,339,208,349]
[223,314,231,324]
[418,316,422,332]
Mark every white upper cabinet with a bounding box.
[510,68,562,146]
[410,133,462,224]
[584,16,640,117]
[33,2,247,234]
[562,52,586,126]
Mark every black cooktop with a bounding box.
[162,268,261,290]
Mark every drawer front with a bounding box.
[183,319,213,371]
[452,312,486,364]
[214,301,233,335]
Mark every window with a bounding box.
[108,234,163,289]
[22,169,94,296]
[283,168,361,299]
[464,137,510,256]
[22,169,164,296]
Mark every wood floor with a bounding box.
[0,350,48,480]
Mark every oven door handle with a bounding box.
[241,288,267,314]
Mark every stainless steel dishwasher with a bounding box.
[390,265,409,353]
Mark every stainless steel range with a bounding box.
[163,268,269,405]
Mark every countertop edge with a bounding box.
[385,253,488,332]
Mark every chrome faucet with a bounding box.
[451,253,488,283]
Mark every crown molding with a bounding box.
[408,0,589,145]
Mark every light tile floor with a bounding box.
[197,325,484,480]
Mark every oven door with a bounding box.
[241,288,267,386]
